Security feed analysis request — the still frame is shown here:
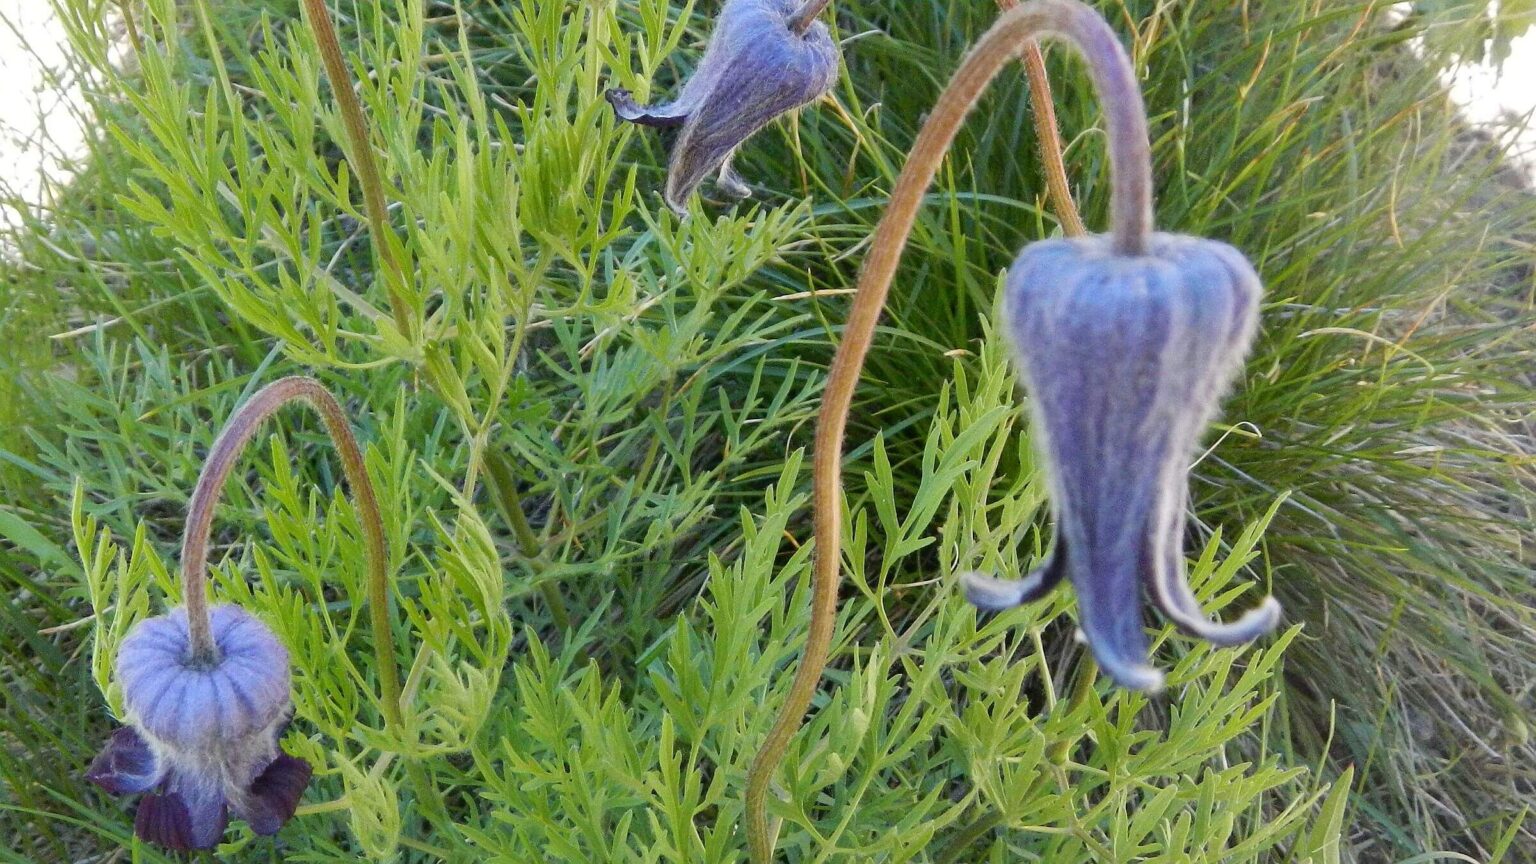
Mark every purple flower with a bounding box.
[86,604,311,850]
[963,233,1281,691]
[607,0,839,215]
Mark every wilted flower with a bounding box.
[607,0,840,215]
[963,233,1282,691]
[87,604,311,849]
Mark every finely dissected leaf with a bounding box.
[0,0,1531,860]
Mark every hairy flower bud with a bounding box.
[607,0,839,215]
[87,604,311,850]
[963,233,1281,691]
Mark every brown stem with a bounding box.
[744,2,1152,860]
[997,0,1088,238]
[180,377,402,729]
[787,0,832,36]
[299,0,414,339]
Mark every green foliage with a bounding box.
[0,0,1532,861]
[775,1,1536,857]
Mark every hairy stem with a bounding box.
[299,0,414,339]
[787,0,832,36]
[744,2,1151,859]
[181,377,401,729]
[997,0,1087,237]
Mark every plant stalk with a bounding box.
[117,0,143,54]
[997,0,1087,237]
[787,0,832,36]
[484,449,571,631]
[935,810,1005,864]
[299,0,414,339]
[744,2,1152,859]
[180,376,401,729]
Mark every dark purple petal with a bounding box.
[85,727,163,795]
[961,537,1069,609]
[1145,478,1281,646]
[1002,240,1169,689]
[1069,484,1162,693]
[239,753,313,836]
[134,791,200,851]
[162,770,233,850]
[606,87,690,127]
[1134,242,1280,643]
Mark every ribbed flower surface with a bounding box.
[607,0,839,214]
[117,604,291,748]
[964,232,1280,690]
[88,604,310,850]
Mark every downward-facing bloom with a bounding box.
[607,0,840,215]
[963,233,1281,690]
[87,604,311,849]
[741,3,1281,857]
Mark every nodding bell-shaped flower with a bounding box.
[606,0,839,215]
[86,604,311,849]
[962,233,1282,691]
[899,0,1281,693]
[745,3,1284,858]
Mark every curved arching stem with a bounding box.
[181,376,401,730]
[299,0,414,340]
[745,2,1151,860]
[795,0,1089,236]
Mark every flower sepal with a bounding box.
[963,232,1282,691]
[86,604,311,850]
[608,0,840,214]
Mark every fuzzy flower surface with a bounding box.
[963,233,1281,691]
[87,604,311,850]
[607,0,839,215]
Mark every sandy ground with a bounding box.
[0,2,1532,229]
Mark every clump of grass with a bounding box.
[0,0,1530,860]
[758,0,1536,855]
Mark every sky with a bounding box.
[0,1,90,229]
[1442,30,1536,169]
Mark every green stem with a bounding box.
[1047,659,1099,764]
[118,0,143,54]
[180,376,401,729]
[935,810,1005,864]
[745,3,1152,860]
[484,449,571,631]
[299,0,414,339]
